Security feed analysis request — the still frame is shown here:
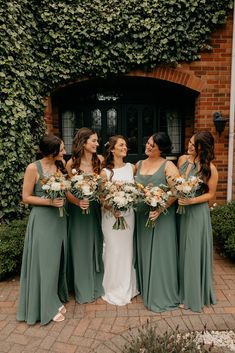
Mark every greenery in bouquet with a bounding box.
[41,171,71,217]
[143,183,172,228]
[70,170,101,214]
[101,181,141,230]
[167,174,203,214]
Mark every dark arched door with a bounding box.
[52,76,196,162]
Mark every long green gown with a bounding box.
[178,160,216,311]
[135,160,179,312]
[67,199,104,303]
[17,160,68,325]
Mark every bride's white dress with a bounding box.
[101,163,139,306]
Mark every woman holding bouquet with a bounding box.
[135,132,179,312]
[66,127,104,303]
[177,131,218,312]
[100,135,139,306]
[17,135,68,325]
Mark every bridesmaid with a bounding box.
[135,132,179,312]
[101,135,139,306]
[17,135,68,325]
[178,131,218,312]
[66,127,104,303]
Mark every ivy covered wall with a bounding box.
[0,0,233,221]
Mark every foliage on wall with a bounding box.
[0,0,233,221]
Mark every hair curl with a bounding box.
[72,127,101,174]
[194,130,215,183]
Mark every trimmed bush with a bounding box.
[211,201,235,261]
[0,217,27,280]
[123,323,214,353]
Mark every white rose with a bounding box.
[82,185,92,196]
[71,169,77,175]
[50,182,61,191]
[182,185,191,193]
[42,184,50,190]
[150,199,157,207]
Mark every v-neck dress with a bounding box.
[178,160,216,311]
[135,160,179,312]
[17,160,68,325]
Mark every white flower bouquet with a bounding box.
[143,183,172,228]
[70,169,101,214]
[41,171,71,217]
[167,174,203,214]
[101,181,141,230]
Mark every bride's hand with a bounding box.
[113,210,121,218]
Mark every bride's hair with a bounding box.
[102,135,127,181]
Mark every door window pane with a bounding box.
[126,107,138,154]
[159,109,181,154]
[91,109,102,133]
[62,111,75,154]
[107,108,117,137]
[142,107,154,152]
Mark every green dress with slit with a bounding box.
[67,198,104,303]
[135,160,179,312]
[17,160,68,325]
[178,160,216,311]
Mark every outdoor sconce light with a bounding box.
[213,112,227,136]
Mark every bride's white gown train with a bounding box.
[101,163,139,306]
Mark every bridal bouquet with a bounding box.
[143,183,172,228]
[70,169,101,214]
[167,174,203,214]
[101,181,141,230]
[41,171,71,217]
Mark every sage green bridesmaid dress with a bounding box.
[135,160,179,312]
[67,199,104,303]
[178,160,216,311]
[17,160,68,325]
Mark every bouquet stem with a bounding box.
[145,218,156,228]
[176,205,186,214]
[59,207,64,217]
[82,207,90,215]
[113,216,128,230]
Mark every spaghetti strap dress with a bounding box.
[67,182,104,303]
[178,160,216,311]
[17,160,68,325]
[135,160,179,312]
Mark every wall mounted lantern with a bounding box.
[213,112,227,136]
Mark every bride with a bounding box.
[101,135,139,306]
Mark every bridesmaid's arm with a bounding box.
[178,163,218,206]
[22,163,63,208]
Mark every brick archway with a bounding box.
[128,67,205,93]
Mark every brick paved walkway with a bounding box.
[0,252,235,353]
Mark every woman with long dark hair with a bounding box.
[66,127,104,303]
[135,132,179,312]
[178,130,218,312]
[101,135,139,305]
[17,135,68,325]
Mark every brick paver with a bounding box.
[0,252,234,353]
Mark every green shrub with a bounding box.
[123,323,213,353]
[211,201,235,261]
[0,217,27,280]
